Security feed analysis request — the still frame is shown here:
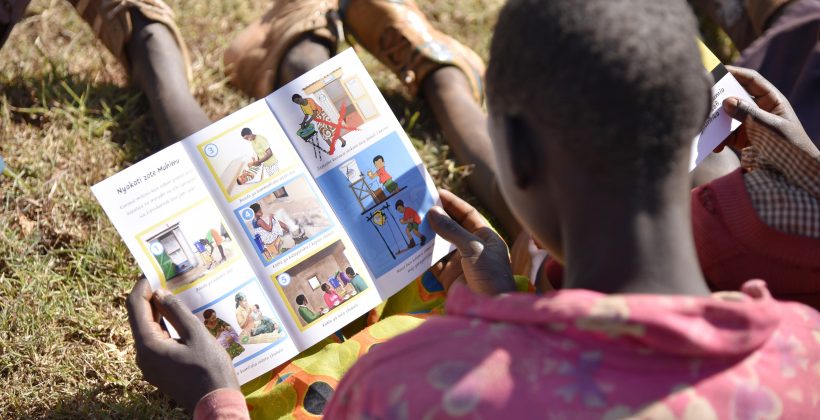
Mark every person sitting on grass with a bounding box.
[124,0,819,417]
[346,266,367,293]
[321,282,342,309]
[296,294,319,324]
[395,199,426,248]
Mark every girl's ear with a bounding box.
[502,114,538,189]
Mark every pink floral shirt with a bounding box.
[326,281,820,419]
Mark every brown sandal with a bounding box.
[341,0,485,103]
[224,0,341,99]
[67,0,192,81]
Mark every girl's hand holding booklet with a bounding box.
[93,49,452,384]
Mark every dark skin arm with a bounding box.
[717,66,817,158]
[126,278,239,413]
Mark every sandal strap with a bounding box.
[342,0,485,102]
[68,0,192,82]
[224,0,341,98]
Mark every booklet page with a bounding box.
[182,99,382,351]
[92,143,299,384]
[266,49,453,299]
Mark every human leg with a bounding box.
[125,11,210,144]
[421,67,521,237]
[224,1,338,98]
[342,0,521,237]
[226,0,521,235]
[63,0,210,145]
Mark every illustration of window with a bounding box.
[304,69,379,131]
[342,76,377,122]
[307,276,321,290]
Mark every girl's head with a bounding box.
[321,283,331,292]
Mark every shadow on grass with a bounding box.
[0,71,162,162]
[44,385,186,419]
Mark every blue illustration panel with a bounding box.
[316,131,435,278]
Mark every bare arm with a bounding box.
[250,148,273,167]
[256,216,273,232]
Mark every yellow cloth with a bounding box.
[250,135,276,167]
[299,98,322,116]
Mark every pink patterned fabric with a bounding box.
[326,281,820,419]
[193,388,249,420]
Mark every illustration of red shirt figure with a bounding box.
[395,200,426,248]
[367,155,399,194]
[321,283,342,308]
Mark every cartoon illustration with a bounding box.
[292,92,356,158]
[346,267,368,293]
[285,68,380,162]
[367,155,399,194]
[238,177,333,264]
[334,155,415,259]
[317,131,435,276]
[141,203,237,290]
[395,200,426,248]
[321,282,342,309]
[250,202,293,259]
[193,281,289,369]
[296,294,319,324]
[237,127,279,185]
[235,292,284,343]
[203,309,245,359]
[275,240,366,328]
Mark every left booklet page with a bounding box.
[92,141,300,384]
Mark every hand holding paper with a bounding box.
[717,66,817,158]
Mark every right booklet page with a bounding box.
[266,49,453,303]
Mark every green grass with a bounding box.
[0,1,731,417]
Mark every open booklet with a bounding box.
[93,49,452,384]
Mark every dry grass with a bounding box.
[0,0,730,417]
